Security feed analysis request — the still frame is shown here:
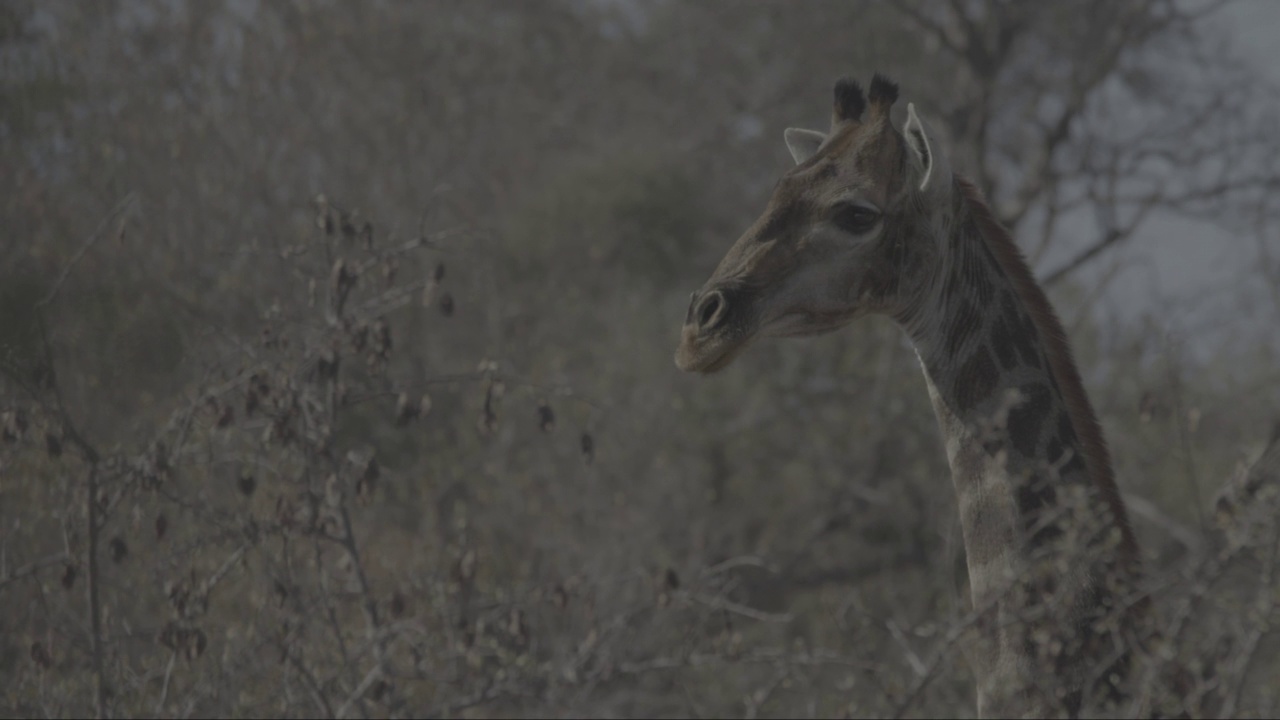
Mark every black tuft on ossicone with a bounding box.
[868,73,900,109]
[832,77,867,122]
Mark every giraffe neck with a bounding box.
[900,178,1143,716]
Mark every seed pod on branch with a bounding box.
[477,382,498,436]
[453,548,477,586]
[395,391,416,426]
[158,621,181,650]
[330,259,358,317]
[316,347,339,382]
[349,322,368,353]
[664,568,680,590]
[315,194,333,236]
[237,472,256,497]
[30,641,52,671]
[324,473,341,509]
[184,627,208,662]
[367,680,390,703]
[389,591,407,618]
[109,537,128,564]
[215,403,234,429]
[537,401,555,433]
[372,318,392,358]
[356,458,379,503]
[508,607,529,650]
[1,409,27,442]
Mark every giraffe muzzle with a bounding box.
[676,287,756,373]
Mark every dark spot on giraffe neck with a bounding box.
[990,317,1018,371]
[954,348,999,415]
[957,241,996,305]
[1057,411,1077,445]
[1046,437,1065,465]
[1060,452,1087,480]
[1015,329,1043,370]
[946,298,980,357]
[982,437,1004,457]
[1001,293,1043,370]
[974,229,1002,273]
[1048,422,1088,482]
[941,254,964,303]
[1007,384,1053,458]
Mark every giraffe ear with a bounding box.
[902,103,937,191]
[784,127,827,165]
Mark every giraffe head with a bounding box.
[676,74,953,373]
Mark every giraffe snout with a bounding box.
[677,287,753,373]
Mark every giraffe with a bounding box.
[675,75,1154,717]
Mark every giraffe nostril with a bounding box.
[696,291,725,330]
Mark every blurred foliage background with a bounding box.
[2,1,1278,717]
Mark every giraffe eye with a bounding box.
[831,204,881,235]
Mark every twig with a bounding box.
[1122,493,1202,552]
[154,649,177,715]
[0,552,69,592]
[701,555,777,578]
[1164,338,1206,529]
[38,193,137,309]
[885,619,928,677]
[336,665,383,720]
[892,584,1008,718]
[85,465,107,719]
[285,650,336,719]
[1042,227,1125,286]
[743,668,788,720]
[686,591,792,624]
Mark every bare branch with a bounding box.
[37,193,137,309]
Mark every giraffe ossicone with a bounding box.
[676,74,1153,718]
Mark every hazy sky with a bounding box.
[1075,0,1280,362]
[1228,0,1280,79]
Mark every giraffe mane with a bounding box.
[955,178,1140,561]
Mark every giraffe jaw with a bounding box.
[764,308,862,338]
[676,307,860,373]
